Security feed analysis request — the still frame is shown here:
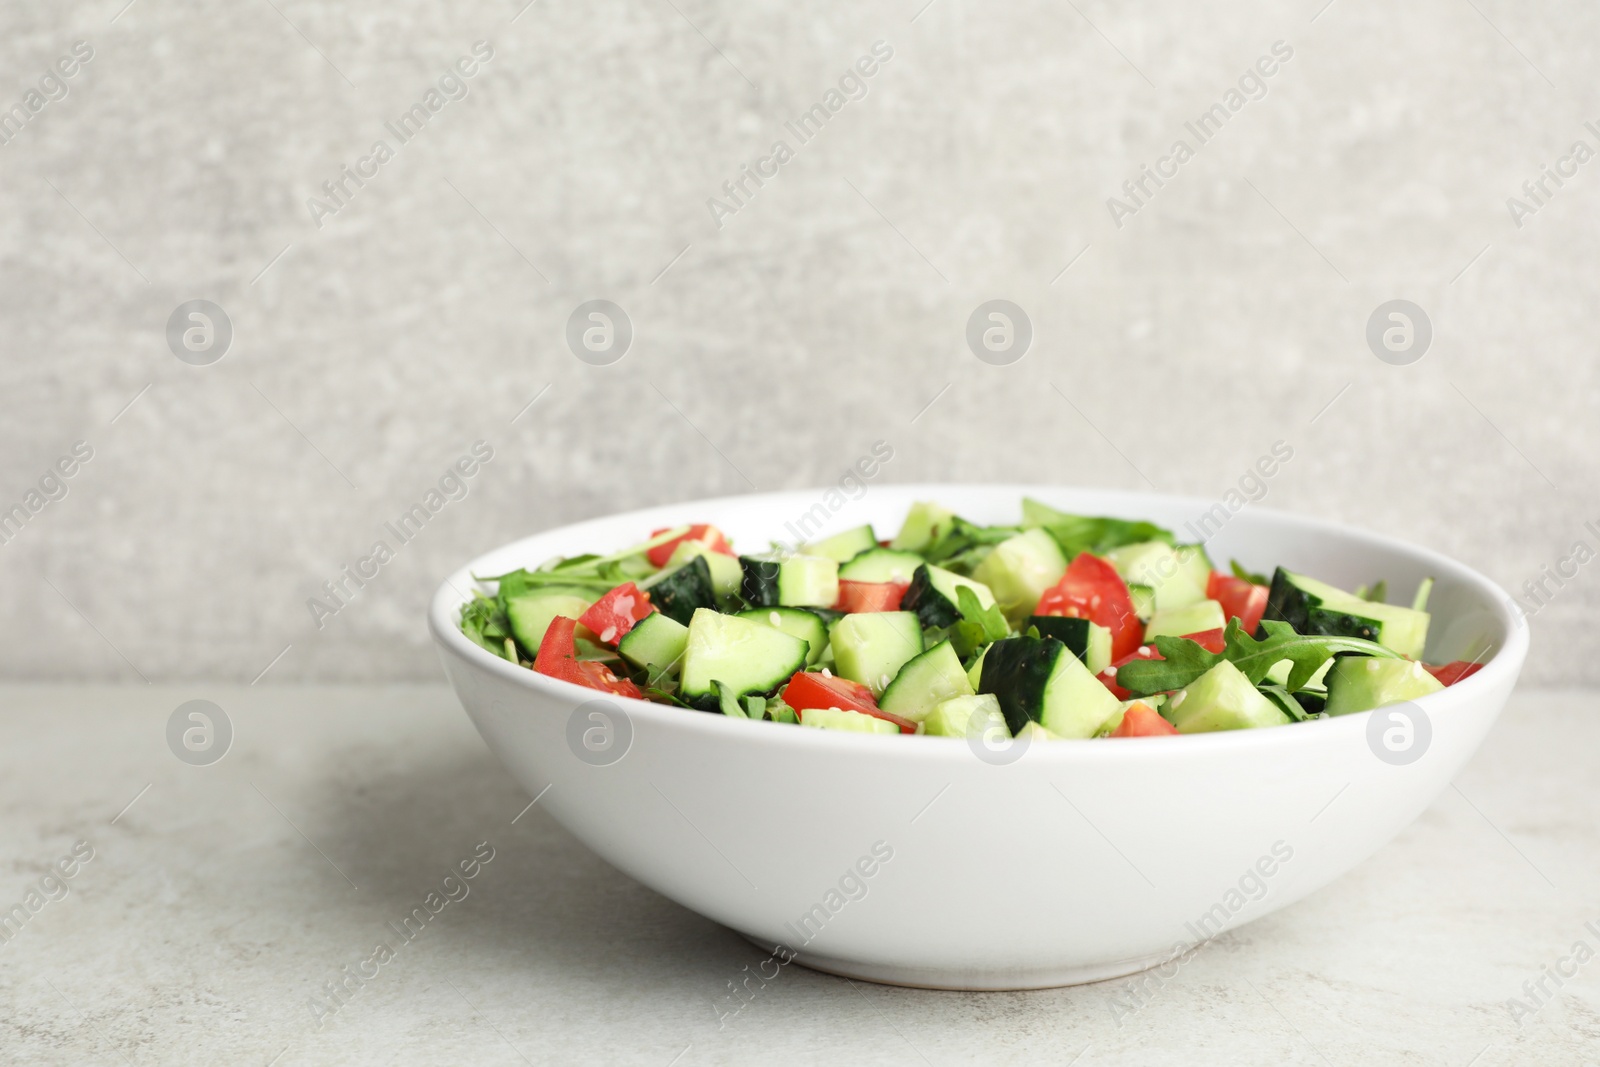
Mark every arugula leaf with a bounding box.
[1230,559,1270,586]
[1020,497,1174,558]
[951,585,1011,659]
[487,568,616,600]
[712,680,748,718]
[1117,619,1402,697]
[921,516,1021,568]
[1258,682,1308,722]
[1360,580,1388,604]
[764,699,798,725]
[742,694,766,719]
[643,687,692,708]
[460,593,516,660]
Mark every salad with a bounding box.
[460,499,1487,740]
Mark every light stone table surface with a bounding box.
[1,685,1596,1066]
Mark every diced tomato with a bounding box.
[1425,660,1486,686]
[1035,552,1144,661]
[1097,629,1226,699]
[780,670,917,734]
[578,582,655,645]
[533,616,641,697]
[1207,573,1269,633]
[1109,702,1178,737]
[835,580,908,613]
[646,524,733,567]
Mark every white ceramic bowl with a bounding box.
[429,485,1527,990]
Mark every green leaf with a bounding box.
[951,584,1011,658]
[712,680,748,718]
[1117,619,1402,697]
[460,593,515,660]
[1230,559,1269,586]
[1021,498,1175,558]
[764,698,799,724]
[921,516,1021,567]
[742,694,766,719]
[1258,682,1308,722]
[1363,580,1388,604]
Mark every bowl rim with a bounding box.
[428,483,1529,761]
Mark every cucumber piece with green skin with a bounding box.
[1144,599,1227,641]
[901,564,998,628]
[664,540,742,597]
[1128,583,1157,622]
[739,554,838,608]
[1105,541,1208,612]
[1323,657,1443,716]
[879,641,973,722]
[505,593,590,654]
[799,706,898,734]
[972,529,1069,623]
[978,635,1121,738]
[777,555,838,607]
[1166,660,1291,733]
[829,611,924,694]
[837,547,926,585]
[617,611,689,674]
[1263,567,1430,659]
[803,525,878,563]
[641,555,715,625]
[890,501,956,552]
[923,693,1006,739]
[965,645,989,690]
[680,608,809,711]
[735,607,829,666]
[1026,615,1112,674]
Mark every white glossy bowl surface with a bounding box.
[430,486,1527,989]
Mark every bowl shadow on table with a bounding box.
[296,730,766,988]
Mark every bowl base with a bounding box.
[738,934,1172,991]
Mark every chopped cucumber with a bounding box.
[1144,599,1226,641]
[640,555,715,625]
[1263,567,1430,659]
[901,564,997,628]
[1128,583,1157,622]
[1105,541,1207,612]
[803,524,878,563]
[680,608,808,710]
[837,547,926,585]
[617,611,689,675]
[829,611,924,694]
[1324,657,1443,716]
[879,641,973,722]
[1015,721,1062,743]
[799,706,898,734]
[972,529,1069,622]
[890,501,956,552]
[1166,660,1291,733]
[965,645,989,690]
[505,593,591,654]
[978,635,1121,739]
[923,693,1006,739]
[1027,615,1112,675]
[734,607,829,666]
[739,554,839,608]
[664,540,742,597]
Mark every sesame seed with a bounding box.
[1169,690,1187,709]
[600,626,617,643]
[821,668,832,677]
[769,611,782,627]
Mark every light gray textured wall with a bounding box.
[1,0,1594,684]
